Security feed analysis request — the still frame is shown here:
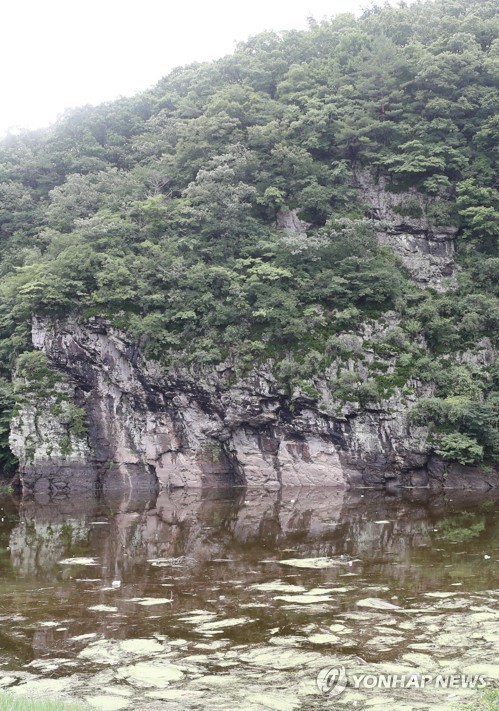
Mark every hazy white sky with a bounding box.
[1,0,377,136]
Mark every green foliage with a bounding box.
[435,432,484,465]
[14,351,61,397]
[67,406,87,437]
[0,0,497,468]
[409,393,499,463]
[0,378,16,470]
[329,370,380,407]
[16,351,53,380]
[0,692,86,711]
[459,688,499,711]
[456,179,499,254]
[59,434,72,457]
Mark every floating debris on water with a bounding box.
[127,597,173,606]
[147,557,195,567]
[275,557,359,569]
[356,598,401,610]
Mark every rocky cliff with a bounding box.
[353,169,457,290]
[8,313,421,493]
[9,175,497,494]
[9,312,497,495]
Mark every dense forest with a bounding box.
[0,0,498,471]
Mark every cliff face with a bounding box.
[9,175,496,494]
[10,314,435,494]
[10,313,497,495]
[354,169,457,290]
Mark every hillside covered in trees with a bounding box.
[0,0,498,475]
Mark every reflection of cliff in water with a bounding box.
[8,485,499,588]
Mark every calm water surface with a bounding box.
[0,486,498,710]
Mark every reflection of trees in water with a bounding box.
[11,519,93,580]
[1,486,498,665]
[6,487,499,589]
[438,511,486,543]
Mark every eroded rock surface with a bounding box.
[354,168,457,290]
[9,315,440,493]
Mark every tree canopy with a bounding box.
[0,0,497,468]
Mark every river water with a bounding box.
[0,486,498,710]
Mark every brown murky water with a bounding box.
[0,486,498,710]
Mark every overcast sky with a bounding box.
[1,0,383,136]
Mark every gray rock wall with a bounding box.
[10,315,434,493]
[354,168,457,289]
